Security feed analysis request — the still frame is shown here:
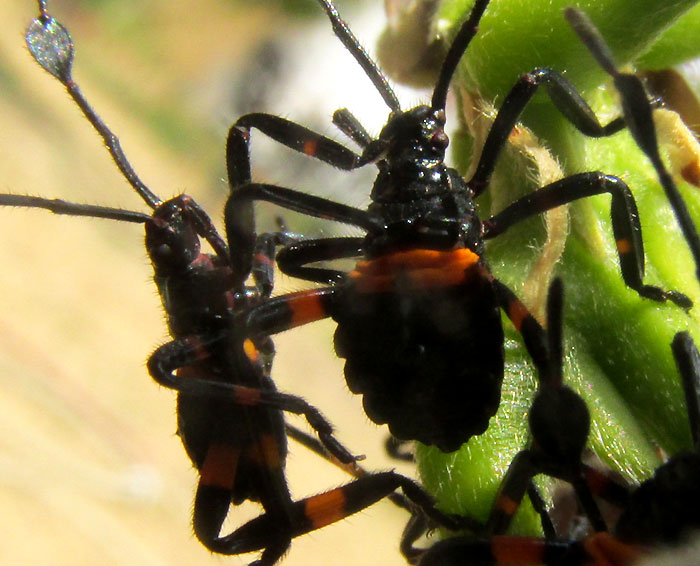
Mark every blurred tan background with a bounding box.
[0,1,416,564]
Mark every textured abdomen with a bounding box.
[334,266,503,452]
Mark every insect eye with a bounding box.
[430,130,449,149]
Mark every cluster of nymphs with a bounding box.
[4,0,700,565]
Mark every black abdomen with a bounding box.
[333,266,503,452]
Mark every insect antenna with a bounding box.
[0,194,149,223]
[316,0,401,113]
[25,0,162,210]
[431,0,490,111]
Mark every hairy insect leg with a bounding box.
[224,181,376,281]
[467,68,627,196]
[566,7,700,282]
[227,113,364,189]
[275,237,364,284]
[210,471,475,563]
[147,334,357,464]
[485,173,691,308]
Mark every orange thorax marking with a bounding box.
[348,248,480,293]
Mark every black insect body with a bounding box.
[399,10,700,565]
[223,0,690,453]
[335,246,504,449]
[4,3,466,565]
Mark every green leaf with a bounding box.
[639,4,700,69]
[437,0,699,98]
